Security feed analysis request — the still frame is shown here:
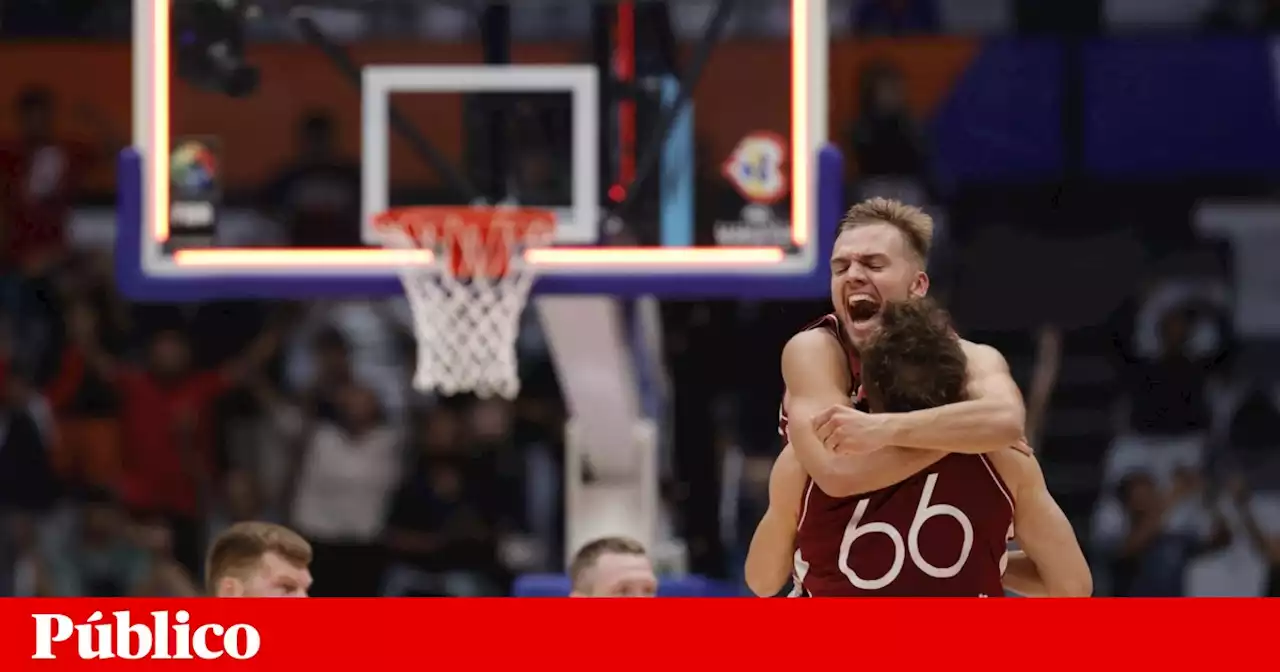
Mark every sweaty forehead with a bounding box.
[832,222,913,260]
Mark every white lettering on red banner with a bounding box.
[31,610,260,660]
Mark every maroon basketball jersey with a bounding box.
[777,314,860,442]
[779,315,1015,597]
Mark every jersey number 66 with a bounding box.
[838,473,974,590]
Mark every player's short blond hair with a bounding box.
[205,521,312,592]
[568,536,648,591]
[838,197,933,263]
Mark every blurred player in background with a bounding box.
[748,299,1091,596]
[568,536,658,598]
[206,521,313,597]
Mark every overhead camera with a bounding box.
[173,0,260,98]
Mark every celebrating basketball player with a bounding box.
[747,298,1090,596]
[206,521,313,597]
[785,199,1029,489]
[745,198,1089,596]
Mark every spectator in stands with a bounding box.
[1120,299,1232,437]
[68,315,281,577]
[0,362,61,517]
[283,304,412,419]
[383,403,502,596]
[505,100,571,207]
[568,536,657,598]
[244,326,359,521]
[261,110,361,248]
[128,516,200,596]
[0,88,105,386]
[848,62,929,181]
[1227,385,1280,458]
[0,86,93,276]
[1101,468,1230,596]
[467,398,520,529]
[2,513,54,596]
[1229,475,1280,596]
[277,382,402,597]
[298,326,355,421]
[44,299,123,492]
[851,0,939,35]
[46,489,148,596]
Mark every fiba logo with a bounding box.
[170,140,219,195]
[721,131,788,205]
[714,131,791,246]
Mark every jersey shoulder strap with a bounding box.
[800,313,861,382]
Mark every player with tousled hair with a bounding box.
[748,298,1089,596]
[206,521,313,597]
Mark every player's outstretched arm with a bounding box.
[745,444,807,596]
[782,330,943,498]
[867,341,1026,454]
[988,449,1091,597]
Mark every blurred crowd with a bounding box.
[4,0,1280,39]
[1,0,1279,598]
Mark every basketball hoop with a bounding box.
[373,206,555,400]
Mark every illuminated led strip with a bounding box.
[173,248,434,267]
[146,1,817,269]
[790,0,811,247]
[174,246,784,267]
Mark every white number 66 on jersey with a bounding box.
[838,473,974,590]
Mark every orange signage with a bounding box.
[0,38,977,193]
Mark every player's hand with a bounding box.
[812,405,888,454]
[1011,440,1034,456]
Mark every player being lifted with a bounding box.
[745,198,1090,596]
[747,297,1090,596]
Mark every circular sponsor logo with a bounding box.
[170,141,219,193]
[721,131,788,204]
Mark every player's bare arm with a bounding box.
[814,340,1026,455]
[1002,550,1050,597]
[986,448,1092,597]
[781,330,944,498]
[745,444,807,596]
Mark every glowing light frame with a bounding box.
[118,0,841,300]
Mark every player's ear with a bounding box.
[216,577,244,598]
[910,271,929,298]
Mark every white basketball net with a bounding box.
[376,207,554,400]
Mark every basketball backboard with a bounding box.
[117,0,842,300]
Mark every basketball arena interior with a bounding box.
[0,0,1279,598]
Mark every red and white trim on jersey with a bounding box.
[789,481,817,597]
[977,454,1016,518]
[978,454,1018,575]
[778,313,862,442]
[780,314,859,598]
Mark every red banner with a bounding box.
[0,598,1273,668]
